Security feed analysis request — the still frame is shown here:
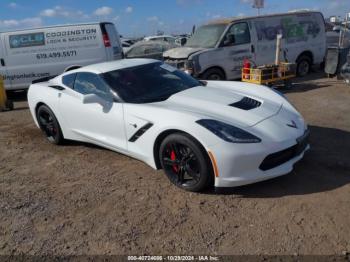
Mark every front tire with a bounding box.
[201,68,225,80]
[296,55,312,77]
[159,133,213,192]
[36,105,64,145]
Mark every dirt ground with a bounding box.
[0,73,350,256]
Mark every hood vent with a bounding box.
[229,97,262,111]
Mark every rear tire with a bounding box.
[159,133,213,192]
[296,55,312,77]
[201,68,225,80]
[36,105,64,145]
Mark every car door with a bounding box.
[58,72,127,151]
[217,22,255,79]
[0,35,12,89]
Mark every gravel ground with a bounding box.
[0,73,350,256]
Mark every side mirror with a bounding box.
[82,93,105,104]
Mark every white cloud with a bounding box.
[40,6,88,19]
[147,16,159,22]
[8,2,18,8]
[21,17,43,27]
[146,16,165,27]
[125,6,133,14]
[40,8,57,17]
[93,6,113,16]
[176,0,203,6]
[77,10,90,19]
[212,14,222,19]
[0,17,42,30]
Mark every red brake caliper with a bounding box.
[170,150,179,173]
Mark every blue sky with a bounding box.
[0,0,349,36]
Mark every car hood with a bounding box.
[154,85,283,128]
[163,47,206,59]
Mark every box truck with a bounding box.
[0,22,123,90]
[163,11,326,80]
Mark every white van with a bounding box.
[163,11,326,80]
[0,22,123,90]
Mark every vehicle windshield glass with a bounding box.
[186,24,227,48]
[102,62,202,103]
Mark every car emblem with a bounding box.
[287,120,298,129]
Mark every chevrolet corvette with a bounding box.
[28,59,310,192]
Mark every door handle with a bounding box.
[251,45,255,53]
[0,59,5,66]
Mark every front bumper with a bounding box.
[211,130,310,188]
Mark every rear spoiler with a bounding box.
[32,75,57,84]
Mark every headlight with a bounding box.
[184,60,194,75]
[196,119,261,143]
[185,60,194,69]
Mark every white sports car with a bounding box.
[28,59,310,192]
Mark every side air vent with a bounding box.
[129,123,153,142]
[229,97,262,110]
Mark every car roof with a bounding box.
[71,58,159,74]
[207,10,322,25]
[144,35,175,39]
[131,40,174,47]
[0,22,109,34]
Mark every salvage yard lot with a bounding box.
[1,73,350,255]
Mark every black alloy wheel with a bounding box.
[159,133,213,192]
[36,105,64,144]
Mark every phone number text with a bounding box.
[36,50,77,59]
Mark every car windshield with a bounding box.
[186,24,227,48]
[102,62,202,103]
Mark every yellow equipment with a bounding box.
[241,62,296,86]
[0,76,14,111]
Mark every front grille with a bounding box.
[230,97,262,110]
[259,130,310,171]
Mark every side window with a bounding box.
[144,44,162,54]
[128,46,145,57]
[62,73,76,89]
[74,72,112,100]
[165,37,175,44]
[223,22,251,46]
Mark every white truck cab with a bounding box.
[0,22,123,90]
[163,11,326,80]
